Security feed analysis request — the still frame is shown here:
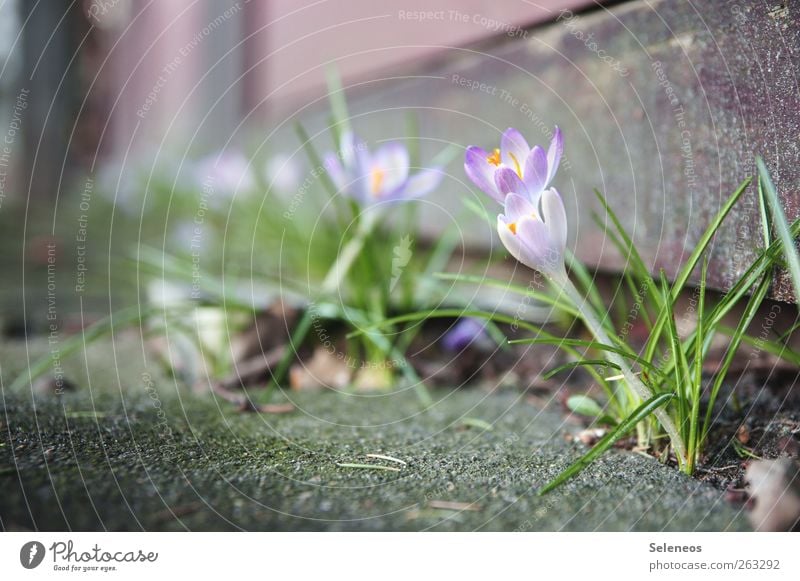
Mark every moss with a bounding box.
[0,338,747,530]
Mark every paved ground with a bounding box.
[0,337,749,531]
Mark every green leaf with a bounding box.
[9,303,180,393]
[294,121,340,200]
[757,156,800,305]
[645,177,752,368]
[567,395,604,417]
[686,257,708,472]
[462,197,495,228]
[325,65,351,138]
[593,191,662,310]
[544,360,620,380]
[459,417,494,431]
[670,177,752,299]
[564,248,606,318]
[509,337,662,376]
[659,270,690,434]
[538,393,674,495]
[434,272,578,317]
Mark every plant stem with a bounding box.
[321,215,376,293]
[555,272,687,465]
[271,214,378,388]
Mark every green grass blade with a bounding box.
[462,197,495,228]
[543,359,620,380]
[294,121,340,200]
[434,272,578,317]
[686,257,708,472]
[715,324,800,366]
[669,177,752,299]
[508,338,663,376]
[538,392,674,494]
[592,191,663,309]
[659,270,690,435]
[325,65,351,138]
[757,156,800,305]
[8,303,177,393]
[644,177,752,365]
[757,174,772,249]
[656,220,800,393]
[564,248,606,318]
[701,271,772,443]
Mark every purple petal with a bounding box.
[494,167,528,197]
[523,145,548,199]
[442,318,488,352]
[323,153,347,191]
[545,126,563,186]
[465,146,503,203]
[500,128,530,175]
[503,192,537,223]
[391,167,443,200]
[371,142,410,195]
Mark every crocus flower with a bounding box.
[464,126,562,206]
[497,189,568,280]
[324,132,443,205]
[442,317,490,352]
[464,126,689,474]
[264,152,301,194]
[194,150,257,196]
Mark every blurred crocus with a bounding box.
[264,153,301,194]
[464,126,562,205]
[497,189,568,280]
[324,132,443,205]
[194,150,256,196]
[442,317,490,352]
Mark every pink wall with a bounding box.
[96,0,593,153]
[246,0,593,116]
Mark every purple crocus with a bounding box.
[497,189,568,279]
[194,150,257,196]
[324,132,443,205]
[465,127,568,279]
[464,127,562,206]
[442,317,490,352]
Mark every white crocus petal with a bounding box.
[545,126,563,186]
[518,216,564,276]
[541,188,568,255]
[370,142,410,196]
[503,192,538,223]
[497,214,528,265]
[395,167,443,199]
[497,214,553,274]
[500,128,530,177]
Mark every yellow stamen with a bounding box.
[486,148,501,166]
[508,222,517,234]
[508,151,523,178]
[370,167,385,196]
